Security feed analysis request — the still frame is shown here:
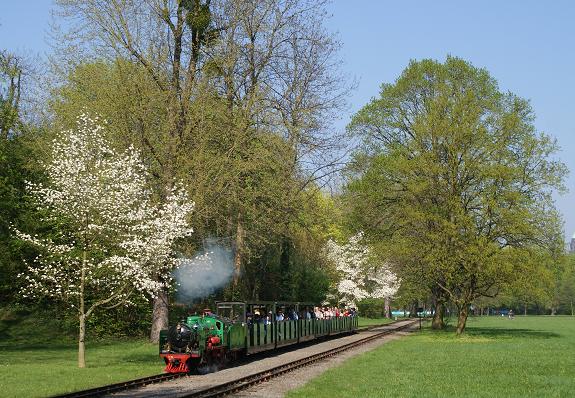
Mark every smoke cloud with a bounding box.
[174,238,234,302]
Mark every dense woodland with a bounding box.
[1,0,574,354]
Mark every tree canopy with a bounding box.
[345,56,566,334]
[50,0,352,340]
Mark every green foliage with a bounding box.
[0,50,23,137]
[357,298,385,318]
[557,254,575,315]
[0,134,42,304]
[287,316,575,398]
[0,304,76,344]
[0,52,33,301]
[85,299,153,339]
[49,60,169,158]
[47,59,341,310]
[181,0,216,42]
[345,56,566,333]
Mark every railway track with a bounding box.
[178,319,418,398]
[52,319,419,398]
[52,372,187,398]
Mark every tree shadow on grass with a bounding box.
[0,342,76,352]
[462,327,560,339]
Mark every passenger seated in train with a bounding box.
[276,310,285,321]
[289,309,298,320]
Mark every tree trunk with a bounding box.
[456,305,469,336]
[551,306,557,316]
[232,220,244,287]
[79,249,87,368]
[409,301,417,318]
[432,301,445,329]
[384,296,391,318]
[78,313,86,368]
[150,290,169,343]
[524,303,527,316]
[571,299,573,316]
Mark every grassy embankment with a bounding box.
[287,316,575,398]
[0,310,393,398]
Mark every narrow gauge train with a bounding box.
[159,301,358,373]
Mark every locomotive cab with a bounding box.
[159,311,231,373]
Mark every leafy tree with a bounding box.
[0,49,38,305]
[503,249,555,315]
[0,136,31,303]
[0,50,24,138]
[16,114,193,367]
[558,255,575,315]
[345,57,566,334]
[52,0,351,340]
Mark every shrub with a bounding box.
[357,298,385,318]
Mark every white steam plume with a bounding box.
[174,238,234,302]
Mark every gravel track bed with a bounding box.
[109,320,416,398]
[232,325,417,397]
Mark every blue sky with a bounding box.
[325,1,575,242]
[1,1,574,240]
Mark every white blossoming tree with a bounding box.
[325,232,399,314]
[16,114,194,368]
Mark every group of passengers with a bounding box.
[313,306,356,319]
[247,306,356,325]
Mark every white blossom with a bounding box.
[324,232,400,307]
[16,113,194,312]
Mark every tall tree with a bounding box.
[0,50,25,138]
[52,0,222,340]
[52,0,350,340]
[0,49,38,305]
[558,254,575,315]
[345,57,566,334]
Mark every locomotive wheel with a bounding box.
[206,348,227,367]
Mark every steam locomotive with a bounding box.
[159,301,358,373]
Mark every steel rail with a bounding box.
[52,372,186,398]
[51,319,418,398]
[179,319,419,398]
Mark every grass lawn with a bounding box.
[0,339,161,397]
[0,308,161,398]
[358,317,396,327]
[287,316,575,398]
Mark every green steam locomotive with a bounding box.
[159,301,358,373]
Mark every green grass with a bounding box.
[287,316,575,398]
[0,339,161,398]
[358,317,396,327]
[0,307,161,398]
